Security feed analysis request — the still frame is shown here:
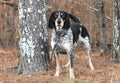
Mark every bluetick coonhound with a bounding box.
[48,10,94,78]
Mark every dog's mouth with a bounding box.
[56,24,62,29]
[57,24,61,27]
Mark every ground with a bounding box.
[0,48,120,83]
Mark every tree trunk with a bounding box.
[17,0,50,74]
[111,0,120,63]
[71,0,74,15]
[96,0,106,55]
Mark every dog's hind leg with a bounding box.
[81,36,95,71]
[87,49,94,71]
[67,51,75,78]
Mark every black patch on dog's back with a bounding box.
[80,25,89,38]
[70,23,80,44]
[70,23,89,44]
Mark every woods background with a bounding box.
[0,0,114,51]
[0,0,120,82]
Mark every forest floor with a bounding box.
[0,48,120,83]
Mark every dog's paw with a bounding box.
[91,67,95,71]
[70,74,75,79]
[54,73,59,77]
[54,68,60,77]
[69,68,75,79]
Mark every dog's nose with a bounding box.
[57,20,61,24]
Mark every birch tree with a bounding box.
[112,0,120,62]
[17,0,50,74]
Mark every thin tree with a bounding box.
[96,0,107,55]
[17,0,50,74]
[111,0,120,62]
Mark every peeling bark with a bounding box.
[111,0,120,63]
[17,0,50,74]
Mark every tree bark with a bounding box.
[17,0,50,74]
[111,0,120,63]
[71,0,74,15]
[96,0,107,55]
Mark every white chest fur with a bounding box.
[51,28,73,52]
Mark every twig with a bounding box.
[0,1,14,5]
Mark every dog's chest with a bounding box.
[51,29,73,51]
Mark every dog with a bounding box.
[48,10,94,78]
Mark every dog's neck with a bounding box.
[53,29,68,38]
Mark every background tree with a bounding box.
[111,0,120,62]
[17,0,50,74]
[96,0,107,55]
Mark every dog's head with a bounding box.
[48,11,70,32]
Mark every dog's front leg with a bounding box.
[54,50,61,77]
[50,36,57,64]
[68,51,75,79]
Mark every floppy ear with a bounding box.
[63,14,70,30]
[48,13,55,29]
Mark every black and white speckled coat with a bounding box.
[51,28,73,54]
[48,11,94,78]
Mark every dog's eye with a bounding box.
[53,13,58,18]
[61,13,66,18]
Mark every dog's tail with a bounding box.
[68,13,80,23]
